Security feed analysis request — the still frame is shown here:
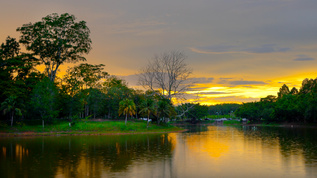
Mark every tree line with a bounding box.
[235,78,317,123]
[0,13,181,126]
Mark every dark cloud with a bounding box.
[229,80,267,85]
[191,44,290,54]
[188,77,214,84]
[293,54,315,61]
[217,77,267,86]
[198,96,260,104]
[294,58,315,61]
[243,44,290,54]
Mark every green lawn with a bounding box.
[0,120,184,136]
[223,120,241,125]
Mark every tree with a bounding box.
[260,95,277,102]
[290,87,299,95]
[1,95,22,126]
[103,76,132,119]
[62,63,108,118]
[118,99,136,125]
[139,98,156,127]
[63,63,108,92]
[30,78,59,122]
[157,98,175,124]
[277,84,290,99]
[0,37,40,100]
[300,78,317,94]
[17,13,92,82]
[87,88,106,119]
[138,50,192,100]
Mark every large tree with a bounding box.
[138,50,192,100]
[17,13,92,82]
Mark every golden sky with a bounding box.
[1,0,317,105]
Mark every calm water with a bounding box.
[1,125,317,178]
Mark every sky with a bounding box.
[1,0,317,105]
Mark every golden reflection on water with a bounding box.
[1,127,314,178]
[15,144,28,163]
[2,147,6,158]
[173,126,307,177]
[53,127,309,177]
[56,152,105,178]
[185,128,230,159]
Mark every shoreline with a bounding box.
[172,121,317,129]
[0,129,187,138]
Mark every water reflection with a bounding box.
[173,126,317,177]
[1,126,317,177]
[0,134,175,178]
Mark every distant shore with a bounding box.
[171,120,317,128]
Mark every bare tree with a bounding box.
[138,50,192,100]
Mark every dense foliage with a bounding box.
[0,13,176,126]
[235,79,317,123]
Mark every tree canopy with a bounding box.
[17,13,92,82]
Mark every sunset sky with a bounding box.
[1,0,317,105]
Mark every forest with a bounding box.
[235,78,317,123]
[0,13,177,126]
[0,13,220,127]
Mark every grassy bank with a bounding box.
[223,120,241,125]
[0,120,184,137]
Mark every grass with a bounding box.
[0,120,184,136]
[223,120,241,125]
[206,114,231,119]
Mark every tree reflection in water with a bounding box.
[1,126,317,177]
[0,134,175,178]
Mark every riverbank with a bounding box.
[171,120,317,128]
[0,120,185,137]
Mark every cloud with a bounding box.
[188,87,210,91]
[197,96,260,105]
[217,77,268,86]
[243,44,290,53]
[219,77,233,80]
[187,77,214,84]
[229,80,268,86]
[294,55,315,61]
[198,92,230,95]
[190,44,291,54]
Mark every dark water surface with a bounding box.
[1,125,317,177]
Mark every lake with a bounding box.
[1,125,317,177]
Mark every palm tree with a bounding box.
[1,95,22,127]
[139,98,156,127]
[157,98,173,124]
[119,99,136,125]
